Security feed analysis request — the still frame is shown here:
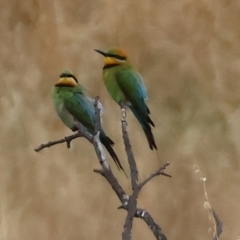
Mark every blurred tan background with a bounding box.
[0,0,240,239]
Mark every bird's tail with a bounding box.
[129,106,157,150]
[100,134,127,176]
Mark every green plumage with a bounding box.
[52,71,125,172]
[95,49,157,150]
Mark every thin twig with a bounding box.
[35,121,93,152]
[139,162,171,189]
[34,131,84,152]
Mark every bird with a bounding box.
[52,70,125,172]
[94,48,157,150]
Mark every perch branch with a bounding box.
[120,105,138,240]
[92,101,169,240]
[120,105,138,185]
[35,122,92,152]
[119,104,170,240]
[34,132,83,152]
[92,96,111,171]
[35,97,169,240]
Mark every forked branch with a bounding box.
[35,97,170,240]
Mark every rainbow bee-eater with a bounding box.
[52,70,125,172]
[94,48,157,150]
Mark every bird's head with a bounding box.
[94,48,129,69]
[55,70,78,87]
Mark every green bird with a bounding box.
[94,48,157,150]
[52,70,125,172]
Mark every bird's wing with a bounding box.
[63,91,96,132]
[116,69,149,114]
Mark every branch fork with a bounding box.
[35,97,171,240]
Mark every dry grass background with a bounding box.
[0,0,240,239]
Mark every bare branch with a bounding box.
[139,162,171,189]
[135,209,167,240]
[34,131,84,152]
[94,96,102,135]
[120,106,138,185]
[122,191,138,240]
[35,121,93,152]
[93,168,129,206]
[91,98,130,208]
[72,121,93,143]
[118,105,170,240]
[91,102,168,240]
[93,131,110,171]
[93,97,110,171]
[35,97,169,240]
[95,169,168,240]
[120,105,138,240]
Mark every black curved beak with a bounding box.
[94,49,107,57]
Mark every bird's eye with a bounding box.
[116,55,126,61]
[113,54,126,61]
[106,53,125,61]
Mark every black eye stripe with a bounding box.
[72,76,79,83]
[107,53,126,61]
[59,73,78,83]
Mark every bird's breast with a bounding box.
[103,71,127,104]
[56,102,75,130]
